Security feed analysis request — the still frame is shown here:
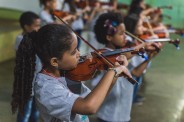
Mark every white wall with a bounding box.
[0,0,64,13]
[0,0,41,13]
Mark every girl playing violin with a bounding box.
[39,0,74,26]
[92,12,134,122]
[11,24,131,122]
[39,0,57,25]
[62,0,91,49]
[124,13,162,104]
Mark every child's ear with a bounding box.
[106,35,112,42]
[50,57,58,67]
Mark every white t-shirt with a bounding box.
[40,10,54,26]
[62,3,84,30]
[34,73,90,122]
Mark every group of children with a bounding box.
[11,0,168,122]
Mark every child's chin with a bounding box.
[69,64,78,70]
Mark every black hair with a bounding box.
[39,0,53,6]
[128,0,144,15]
[11,24,74,115]
[19,11,40,30]
[94,12,124,45]
[124,13,140,34]
[62,0,77,13]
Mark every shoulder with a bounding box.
[34,73,66,91]
[34,73,79,109]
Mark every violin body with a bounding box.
[65,50,123,81]
[139,32,167,40]
[65,48,138,84]
[52,10,69,18]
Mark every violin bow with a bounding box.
[125,31,144,43]
[54,15,138,84]
[125,30,161,52]
[144,16,155,36]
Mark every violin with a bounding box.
[161,27,184,37]
[138,34,180,49]
[75,0,91,9]
[75,0,128,9]
[125,31,180,52]
[64,48,145,84]
[52,10,70,18]
[53,13,138,84]
[139,32,167,39]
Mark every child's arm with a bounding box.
[131,51,158,77]
[72,64,131,115]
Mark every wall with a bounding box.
[0,0,41,14]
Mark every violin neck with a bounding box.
[101,48,135,57]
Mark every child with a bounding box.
[92,11,161,121]
[39,0,57,25]
[11,24,132,122]
[12,11,41,122]
[39,0,73,26]
[124,13,162,104]
[92,12,134,122]
[62,0,91,49]
[15,11,41,50]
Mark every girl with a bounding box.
[39,0,74,26]
[11,24,131,122]
[39,0,57,25]
[92,12,134,122]
[92,12,160,121]
[124,13,162,104]
[62,0,90,49]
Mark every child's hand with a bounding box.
[116,55,128,66]
[145,42,162,52]
[114,62,132,78]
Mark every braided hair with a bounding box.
[11,24,74,115]
[94,12,124,45]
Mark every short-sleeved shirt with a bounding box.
[40,10,54,26]
[90,47,134,121]
[91,71,134,122]
[34,73,90,122]
[62,3,84,30]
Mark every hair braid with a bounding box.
[11,32,36,115]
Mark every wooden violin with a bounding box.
[139,32,167,39]
[64,47,146,84]
[52,10,70,18]
[137,33,180,50]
